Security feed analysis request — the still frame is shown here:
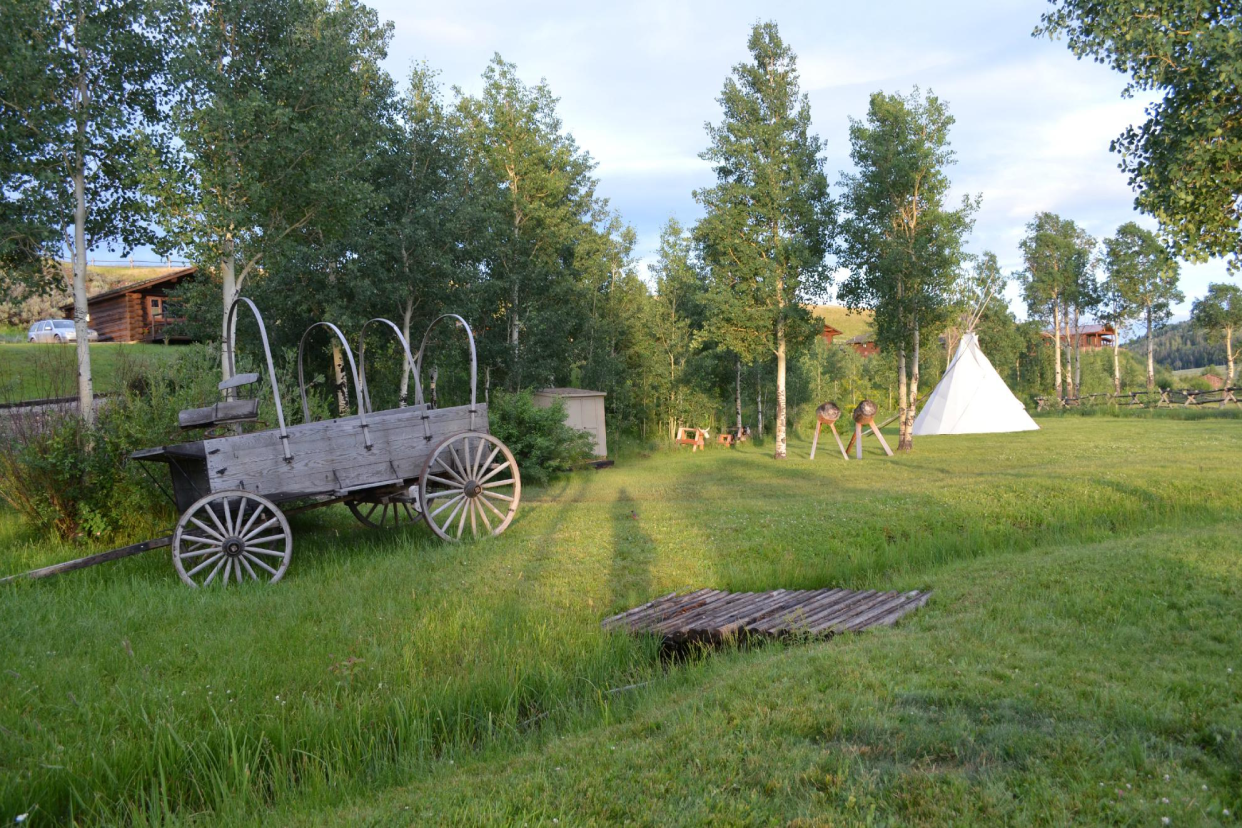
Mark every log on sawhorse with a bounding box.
[810,402,848,460]
[844,400,893,458]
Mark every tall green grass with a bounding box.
[1,418,1240,824]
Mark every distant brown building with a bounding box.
[845,334,879,358]
[1040,323,1116,350]
[61,267,197,343]
[821,323,843,345]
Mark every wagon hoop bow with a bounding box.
[296,321,373,450]
[224,296,291,461]
[414,313,478,429]
[356,318,423,414]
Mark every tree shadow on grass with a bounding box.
[608,487,654,613]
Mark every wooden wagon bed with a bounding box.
[602,587,931,643]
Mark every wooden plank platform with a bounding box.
[601,588,931,642]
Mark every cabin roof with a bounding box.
[534,387,607,397]
[60,266,196,310]
[1041,323,1116,337]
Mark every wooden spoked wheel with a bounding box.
[347,492,422,529]
[173,490,292,587]
[418,432,520,542]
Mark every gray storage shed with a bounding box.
[532,388,607,458]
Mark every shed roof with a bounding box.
[534,387,607,397]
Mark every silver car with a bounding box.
[27,319,100,343]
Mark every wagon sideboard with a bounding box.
[203,403,487,501]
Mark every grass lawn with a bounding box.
[1,418,1240,825]
[0,342,181,403]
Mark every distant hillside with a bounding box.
[1123,318,1228,371]
[811,304,873,339]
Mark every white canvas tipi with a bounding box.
[912,332,1039,435]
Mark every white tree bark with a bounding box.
[1146,305,1155,391]
[1052,299,1063,400]
[774,317,787,459]
[221,235,236,390]
[71,12,94,424]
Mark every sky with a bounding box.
[362,0,1228,322]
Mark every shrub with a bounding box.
[487,390,594,485]
[0,346,221,542]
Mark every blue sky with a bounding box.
[369,0,1228,322]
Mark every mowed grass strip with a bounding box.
[268,524,1242,827]
[0,418,1239,824]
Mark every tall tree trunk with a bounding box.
[734,356,742,438]
[1062,303,1074,399]
[71,149,93,424]
[399,296,414,406]
[904,320,920,452]
[756,364,763,439]
[1052,300,1063,400]
[1112,336,1122,395]
[71,15,94,425]
[897,344,911,451]
[332,341,349,416]
[508,280,520,390]
[1072,305,1082,397]
[1227,326,1236,386]
[1146,306,1155,390]
[221,235,236,390]
[774,318,787,459]
[668,351,676,442]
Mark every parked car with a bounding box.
[26,319,99,343]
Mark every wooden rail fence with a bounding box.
[1035,386,1240,411]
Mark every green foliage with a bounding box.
[0,0,165,288]
[1191,282,1242,382]
[456,56,605,391]
[0,345,228,542]
[487,390,594,485]
[694,21,836,457]
[149,0,395,345]
[1037,1,1242,271]
[837,86,977,447]
[1125,318,1231,373]
[1105,221,1183,388]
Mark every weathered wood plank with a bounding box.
[602,588,931,641]
[206,405,484,497]
[1,536,171,584]
[753,588,849,632]
[806,591,900,633]
[606,589,721,631]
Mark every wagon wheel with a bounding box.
[173,490,292,587]
[347,491,423,529]
[418,432,520,542]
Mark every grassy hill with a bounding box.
[2,418,1240,825]
[1123,318,1228,372]
[811,304,873,339]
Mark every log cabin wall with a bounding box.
[85,295,136,343]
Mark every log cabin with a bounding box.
[61,267,198,343]
[821,323,843,345]
[844,333,879,357]
[1040,323,1116,351]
